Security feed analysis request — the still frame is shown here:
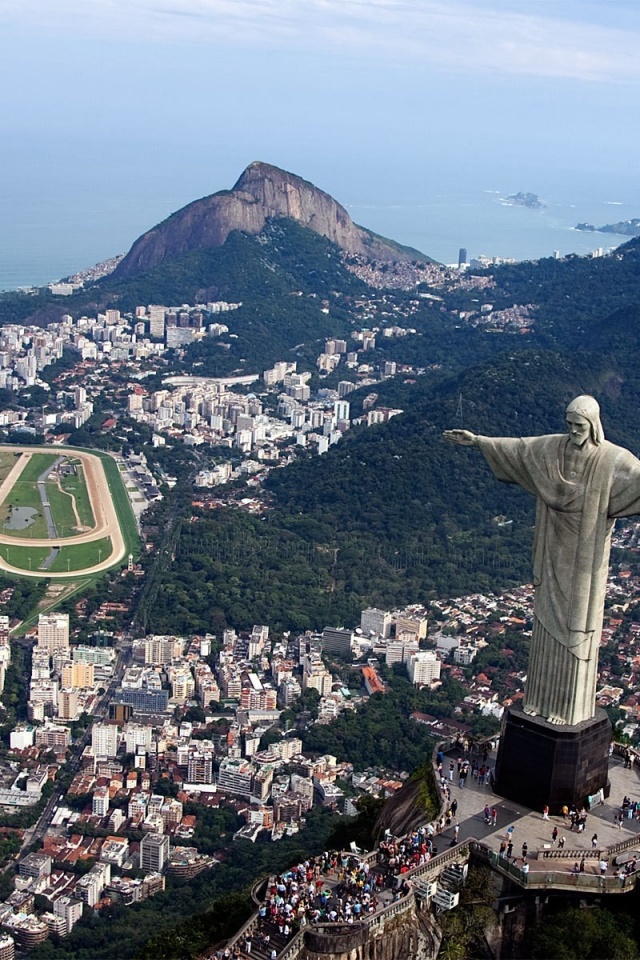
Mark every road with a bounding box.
[23,643,132,852]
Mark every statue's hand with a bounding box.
[443,429,477,447]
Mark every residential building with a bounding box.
[19,852,51,880]
[92,723,120,758]
[140,833,169,873]
[187,744,214,784]
[394,614,428,641]
[217,757,253,797]
[144,635,184,664]
[37,614,69,654]
[57,689,80,720]
[10,725,35,750]
[384,640,419,666]
[61,660,95,690]
[113,688,169,714]
[52,896,83,935]
[407,651,441,686]
[360,608,393,638]
[72,645,115,666]
[92,786,109,817]
[0,934,14,960]
[35,722,71,750]
[454,645,478,666]
[322,627,354,658]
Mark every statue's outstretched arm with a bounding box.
[443,429,478,447]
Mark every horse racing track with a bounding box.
[0,446,129,579]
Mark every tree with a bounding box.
[528,906,639,960]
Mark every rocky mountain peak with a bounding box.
[113,162,429,279]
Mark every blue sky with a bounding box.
[1,1,639,284]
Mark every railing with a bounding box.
[539,847,602,860]
[366,891,415,932]
[277,929,304,960]
[607,834,640,858]
[403,842,470,884]
[473,843,639,894]
[250,874,270,906]
[221,911,261,958]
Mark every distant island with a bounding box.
[502,191,545,210]
[575,218,640,237]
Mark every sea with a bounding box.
[1,169,638,291]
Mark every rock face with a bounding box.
[114,161,427,278]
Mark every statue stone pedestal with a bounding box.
[494,703,611,813]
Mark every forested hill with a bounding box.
[144,338,640,635]
[460,237,640,346]
[135,232,640,634]
[0,218,367,331]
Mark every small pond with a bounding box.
[5,507,38,530]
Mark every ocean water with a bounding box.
[1,161,638,291]
[346,188,637,266]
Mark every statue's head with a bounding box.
[566,395,604,446]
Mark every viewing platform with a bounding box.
[211,742,640,960]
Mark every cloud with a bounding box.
[4,0,640,83]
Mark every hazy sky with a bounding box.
[1,0,639,283]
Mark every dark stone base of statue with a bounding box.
[494,703,611,813]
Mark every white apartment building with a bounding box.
[144,636,184,664]
[217,757,253,797]
[360,607,393,639]
[92,786,110,817]
[407,651,441,687]
[37,614,70,654]
[124,723,153,754]
[384,640,419,666]
[52,896,83,935]
[454,645,479,666]
[92,724,120,758]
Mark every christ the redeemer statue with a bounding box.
[445,396,640,727]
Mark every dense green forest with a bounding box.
[143,341,640,634]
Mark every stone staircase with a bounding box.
[242,926,291,960]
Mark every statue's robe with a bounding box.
[478,434,640,725]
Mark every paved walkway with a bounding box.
[438,749,640,876]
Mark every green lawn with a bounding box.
[93,451,139,559]
[0,452,61,537]
[1,453,98,541]
[60,464,95,528]
[0,544,50,571]
[0,537,113,573]
[45,482,77,537]
[13,452,59,484]
[0,483,47,537]
[49,536,113,573]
